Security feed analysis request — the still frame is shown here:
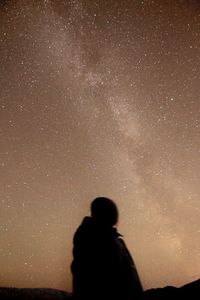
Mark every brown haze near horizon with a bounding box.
[0,0,200,292]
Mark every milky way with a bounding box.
[0,0,200,292]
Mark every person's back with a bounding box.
[71,197,143,300]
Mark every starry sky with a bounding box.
[0,0,200,292]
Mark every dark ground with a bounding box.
[0,279,199,299]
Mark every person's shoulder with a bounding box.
[115,235,130,252]
[76,216,92,230]
[82,216,92,225]
[73,217,93,240]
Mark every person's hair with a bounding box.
[91,197,118,226]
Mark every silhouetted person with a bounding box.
[71,197,143,300]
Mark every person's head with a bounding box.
[91,197,118,227]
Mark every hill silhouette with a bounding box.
[0,279,199,299]
[143,279,200,300]
[0,287,72,300]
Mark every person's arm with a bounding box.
[117,238,144,296]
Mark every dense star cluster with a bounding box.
[0,0,200,292]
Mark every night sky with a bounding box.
[0,0,200,292]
